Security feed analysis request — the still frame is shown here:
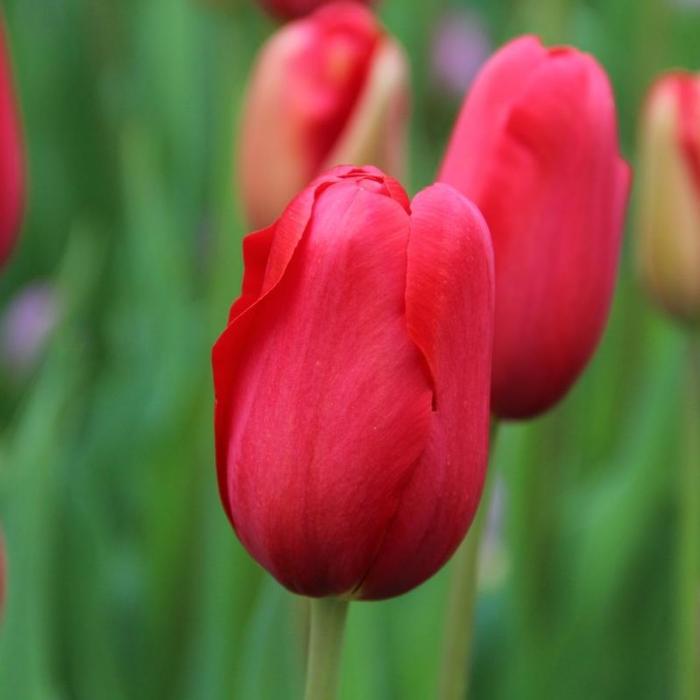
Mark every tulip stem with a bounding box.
[437,420,500,700]
[303,597,349,700]
[678,336,700,700]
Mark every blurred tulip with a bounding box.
[439,36,630,420]
[430,9,491,99]
[0,17,23,267]
[258,0,374,22]
[637,73,700,326]
[213,165,494,600]
[238,3,409,229]
[0,282,60,376]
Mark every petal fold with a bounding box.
[358,183,494,599]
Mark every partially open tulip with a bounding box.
[0,18,23,267]
[637,73,700,326]
[213,165,494,599]
[238,3,408,230]
[259,0,375,21]
[439,36,630,420]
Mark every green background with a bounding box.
[0,0,698,698]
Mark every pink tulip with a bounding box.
[238,3,408,229]
[213,166,494,599]
[439,36,630,419]
[0,17,23,267]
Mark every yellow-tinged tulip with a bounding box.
[637,73,700,325]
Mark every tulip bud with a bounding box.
[258,0,375,22]
[213,165,494,599]
[439,36,630,419]
[238,3,409,229]
[0,17,23,267]
[637,73,700,326]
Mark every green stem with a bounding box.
[437,421,500,700]
[303,597,349,700]
[678,336,700,700]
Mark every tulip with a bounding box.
[637,73,700,326]
[212,165,494,600]
[238,3,408,230]
[439,35,630,420]
[258,0,374,22]
[0,17,23,267]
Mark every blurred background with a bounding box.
[0,0,698,698]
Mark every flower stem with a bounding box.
[437,421,500,700]
[304,597,349,700]
[678,336,700,700]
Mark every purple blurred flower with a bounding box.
[431,9,491,99]
[479,475,509,589]
[1,282,60,375]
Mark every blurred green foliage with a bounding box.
[0,0,698,698]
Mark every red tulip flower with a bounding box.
[0,18,23,267]
[439,36,630,419]
[213,166,494,600]
[259,0,375,21]
[238,3,408,229]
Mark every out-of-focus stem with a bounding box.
[678,335,700,700]
[437,421,500,700]
[304,597,349,700]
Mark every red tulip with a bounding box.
[0,18,23,267]
[238,3,408,229]
[259,0,375,22]
[439,36,630,419]
[213,165,494,599]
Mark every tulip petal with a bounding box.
[439,35,548,199]
[485,52,628,417]
[214,181,318,524]
[357,183,494,599]
[214,176,433,596]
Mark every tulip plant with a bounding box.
[213,165,494,697]
[217,0,636,696]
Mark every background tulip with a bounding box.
[637,73,700,326]
[213,165,494,600]
[439,35,630,420]
[238,3,409,230]
[0,18,23,267]
[258,0,375,21]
